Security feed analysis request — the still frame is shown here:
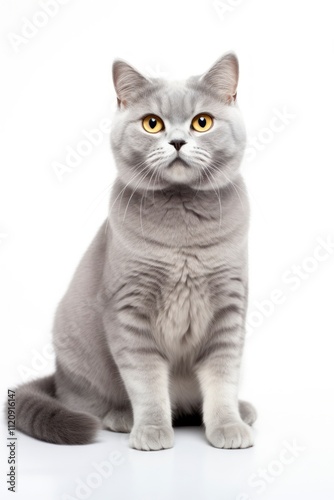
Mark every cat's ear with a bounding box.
[112,60,149,108]
[201,53,239,104]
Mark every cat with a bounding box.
[14,53,257,450]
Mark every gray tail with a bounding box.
[14,375,100,445]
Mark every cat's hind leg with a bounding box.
[239,400,257,425]
[103,407,133,433]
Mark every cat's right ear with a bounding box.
[201,53,239,104]
[112,60,149,108]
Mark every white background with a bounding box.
[1,0,334,499]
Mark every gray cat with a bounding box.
[14,53,257,450]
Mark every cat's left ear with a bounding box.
[112,60,150,108]
[201,53,239,104]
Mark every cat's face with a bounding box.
[110,54,246,191]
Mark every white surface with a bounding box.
[1,390,334,500]
[1,0,334,498]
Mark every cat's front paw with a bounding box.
[206,421,254,449]
[129,424,174,451]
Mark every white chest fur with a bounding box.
[154,251,214,357]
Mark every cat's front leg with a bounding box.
[126,357,174,451]
[103,310,174,451]
[195,308,254,449]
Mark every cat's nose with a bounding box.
[169,140,186,151]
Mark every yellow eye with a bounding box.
[142,115,164,134]
[191,114,213,132]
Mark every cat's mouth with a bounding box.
[167,158,191,169]
[163,157,199,185]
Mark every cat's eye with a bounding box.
[142,115,165,134]
[191,114,213,132]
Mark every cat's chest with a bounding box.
[154,251,214,354]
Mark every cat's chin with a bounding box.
[163,159,198,185]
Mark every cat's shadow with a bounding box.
[173,412,203,427]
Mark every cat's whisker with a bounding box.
[104,164,149,235]
[192,170,204,199]
[210,161,245,210]
[147,152,165,162]
[209,159,248,197]
[117,166,148,217]
[116,161,149,219]
[202,165,223,230]
[139,190,149,247]
[155,161,165,197]
[139,164,161,243]
[224,176,244,210]
[211,160,265,215]
[144,156,168,205]
[152,164,162,194]
[121,168,152,224]
[83,182,113,227]
[146,169,158,206]
[151,163,165,204]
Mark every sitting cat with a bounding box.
[15,53,256,450]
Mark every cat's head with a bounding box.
[110,53,246,191]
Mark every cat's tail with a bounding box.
[14,375,100,445]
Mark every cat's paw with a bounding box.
[103,408,133,433]
[129,424,174,451]
[239,400,257,426]
[206,421,254,449]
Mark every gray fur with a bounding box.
[14,53,256,450]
